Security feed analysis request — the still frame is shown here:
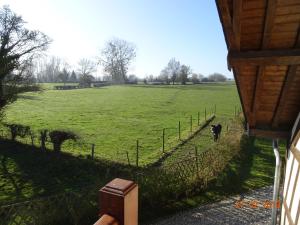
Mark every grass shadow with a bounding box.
[0,138,133,205]
[131,83,236,91]
[141,135,278,223]
[18,95,41,100]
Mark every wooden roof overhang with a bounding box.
[216,0,300,139]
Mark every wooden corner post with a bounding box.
[95,178,138,225]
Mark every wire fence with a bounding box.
[0,105,240,167]
[0,185,98,225]
[0,112,243,225]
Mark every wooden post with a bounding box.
[97,178,138,225]
[197,112,200,125]
[94,214,119,225]
[162,128,165,153]
[205,108,207,121]
[190,115,193,133]
[126,151,130,166]
[30,134,34,146]
[91,144,95,160]
[195,146,199,175]
[178,121,181,140]
[136,140,139,167]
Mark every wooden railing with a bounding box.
[94,178,138,225]
[94,214,119,225]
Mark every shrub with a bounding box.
[39,129,48,151]
[5,123,31,141]
[49,130,78,152]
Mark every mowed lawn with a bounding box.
[3,84,240,165]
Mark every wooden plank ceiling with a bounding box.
[216,0,300,139]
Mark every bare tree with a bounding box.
[158,67,170,84]
[0,5,51,111]
[57,68,69,85]
[45,57,62,82]
[100,38,136,83]
[77,58,96,87]
[127,74,138,84]
[159,58,180,84]
[179,64,191,85]
[191,73,199,84]
[69,70,77,82]
[167,58,180,85]
[35,56,72,83]
[198,73,204,81]
[77,58,96,76]
[208,73,227,82]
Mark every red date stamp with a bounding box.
[234,200,280,209]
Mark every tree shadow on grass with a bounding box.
[18,95,41,100]
[0,138,133,204]
[211,135,275,196]
[131,83,235,91]
[146,135,277,223]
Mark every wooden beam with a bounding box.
[250,66,265,125]
[249,129,290,139]
[250,0,277,127]
[228,49,300,66]
[215,0,249,126]
[271,66,298,128]
[261,0,277,48]
[272,28,300,128]
[217,0,239,51]
[232,0,242,50]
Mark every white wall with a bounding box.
[281,136,300,225]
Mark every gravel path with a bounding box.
[146,186,274,225]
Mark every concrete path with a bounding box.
[146,186,274,225]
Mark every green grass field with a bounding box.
[0,83,282,224]
[3,83,240,165]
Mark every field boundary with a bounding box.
[147,115,215,168]
[0,115,244,224]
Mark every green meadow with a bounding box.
[3,83,240,165]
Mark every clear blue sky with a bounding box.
[2,0,232,78]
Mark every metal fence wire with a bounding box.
[0,117,240,225]
[0,109,217,167]
[0,187,98,225]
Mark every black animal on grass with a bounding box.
[211,124,222,142]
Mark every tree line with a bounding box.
[34,57,97,86]
[143,58,227,84]
[0,5,229,118]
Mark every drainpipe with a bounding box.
[272,139,281,225]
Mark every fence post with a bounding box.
[197,112,200,125]
[195,146,199,175]
[30,134,34,146]
[162,128,165,153]
[97,178,138,225]
[136,140,139,167]
[91,144,95,160]
[190,115,193,133]
[126,151,130,166]
[205,108,207,121]
[178,121,181,140]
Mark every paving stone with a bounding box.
[146,186,274,225]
